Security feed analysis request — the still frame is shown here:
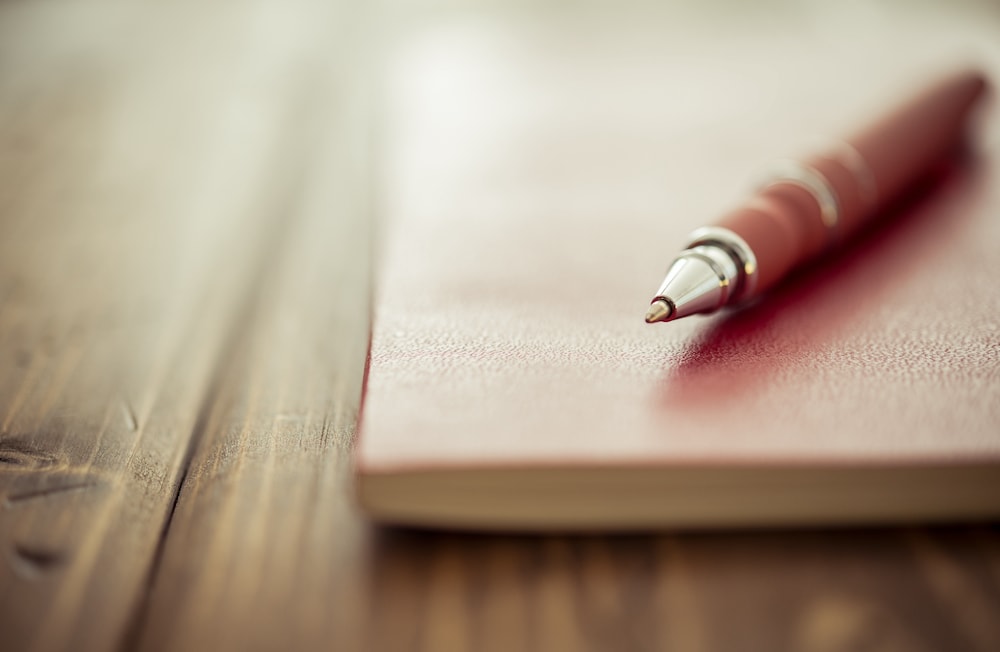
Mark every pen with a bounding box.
[644,69,988,324]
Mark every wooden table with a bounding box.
[2,1,999,650]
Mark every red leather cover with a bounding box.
[357,18,1000,506]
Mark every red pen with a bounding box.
[645,69,988,324]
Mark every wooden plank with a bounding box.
[0,2,343,649]
[133,13,377,647]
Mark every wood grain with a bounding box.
[132,7,376,646]
[0,1,359,649]
[1,1,999,651]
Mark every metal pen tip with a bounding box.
[644,299,673,324]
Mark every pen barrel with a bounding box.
[840,70,985,220]
[713,70,987,299]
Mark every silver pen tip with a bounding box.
[644,299,673,324]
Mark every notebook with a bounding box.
[356,11,1000,529]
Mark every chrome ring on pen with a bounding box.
[761,159,842,245]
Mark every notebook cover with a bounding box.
[357,13,1000,526]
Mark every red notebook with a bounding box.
[356,14,1000,529]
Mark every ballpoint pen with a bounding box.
[644,70,988,324]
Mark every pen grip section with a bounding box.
[714,184,828,296]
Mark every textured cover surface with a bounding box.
[358,15,1000,512]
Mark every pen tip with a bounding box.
[644,299,673,324]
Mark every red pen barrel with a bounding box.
[712,70,988,298]
[842,70,986,218]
